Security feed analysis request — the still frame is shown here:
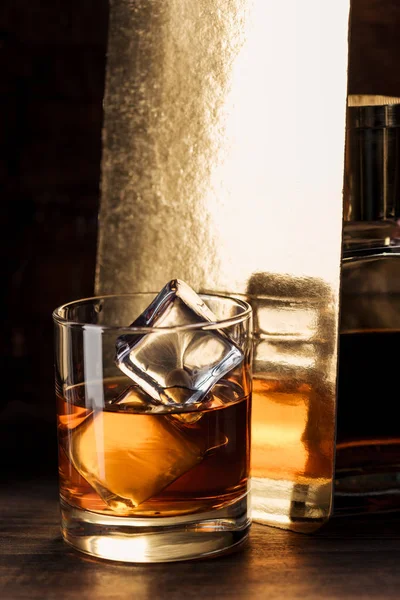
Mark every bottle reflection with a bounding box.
[247,272,337,531]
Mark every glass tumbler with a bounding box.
[53,293,252,562]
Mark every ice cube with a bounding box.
[68,390,227,513]
[115,280,243,408]
[69,410,203,511]
[113,385,206,424]
[58,405,91,431]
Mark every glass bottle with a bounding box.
[335,96,400,515]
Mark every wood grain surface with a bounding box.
[1,479,400,600]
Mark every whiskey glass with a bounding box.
[53,293,252,562]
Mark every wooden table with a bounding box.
[1,480,400,599]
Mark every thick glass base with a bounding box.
[60,496,250,563]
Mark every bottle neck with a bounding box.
[344,103,400,255]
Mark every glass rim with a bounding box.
[52,292,252,332]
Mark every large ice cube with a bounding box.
[115,280,243,407]
[68,388,227,512]
[69,409,203,512]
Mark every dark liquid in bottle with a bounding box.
[335,330,400,514]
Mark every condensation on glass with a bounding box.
[96,0,350,532]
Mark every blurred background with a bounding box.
[0,0,399,479]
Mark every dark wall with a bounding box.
[0,0,399,479]
[0,1,108,477]
[349,0,400,95]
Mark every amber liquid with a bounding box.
[251,378,332,483]
[58,379,250,517]
[250,376,333,527]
